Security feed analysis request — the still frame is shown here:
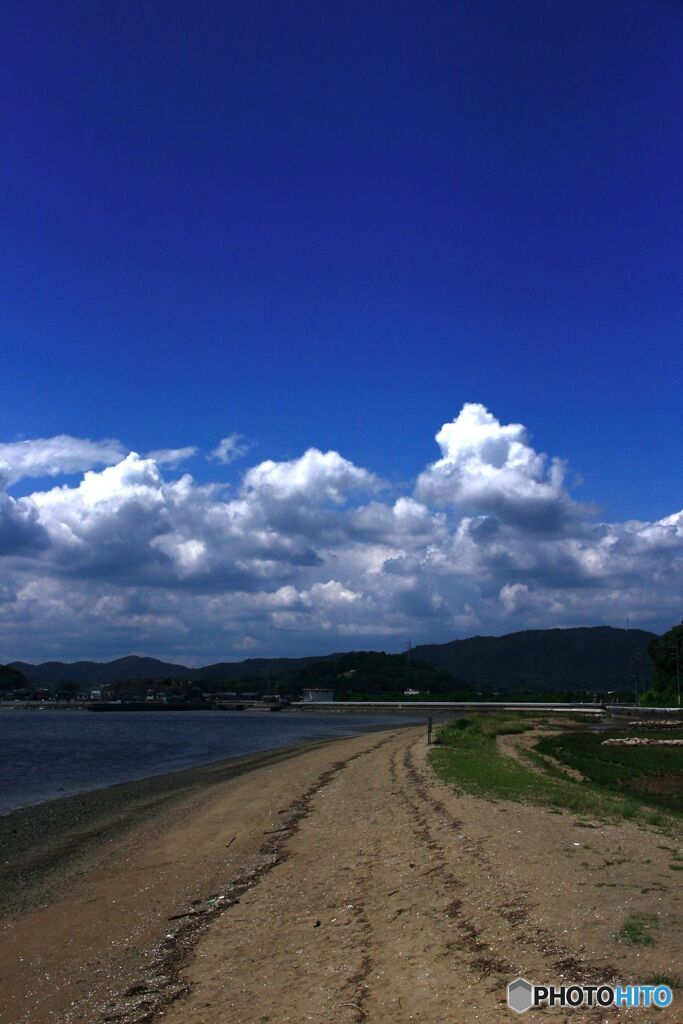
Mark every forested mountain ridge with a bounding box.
[413,626,654,693]
[9,626,655,694]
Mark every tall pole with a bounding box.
[674,639,681,708]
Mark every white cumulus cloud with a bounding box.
[242,448,379,505]
[416,403,582,532]
[0,406,680,662]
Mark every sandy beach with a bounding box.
[1,725,680,1023]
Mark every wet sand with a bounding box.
[0,734,386,1023]
[1,727,681,1023]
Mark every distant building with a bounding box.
[302,688,335,703]
[90,688,103,700]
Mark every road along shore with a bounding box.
[0,726,680,1023]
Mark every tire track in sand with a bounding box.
[87,734,395,1024]
[137,729,631,1024]
[398,739,623,1022]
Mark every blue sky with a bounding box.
[1,1,681,661]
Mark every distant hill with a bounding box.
[8,654,328,688]
[10,626,656,694]
[9,656,191,687]
[192,656,328,683]
[413,626,655,694]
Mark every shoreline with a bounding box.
[0,707,427,820]
[0,728,408,1024]
[0,736,353,921]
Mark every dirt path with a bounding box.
[160,731,681,1024]
[496,729,586,782]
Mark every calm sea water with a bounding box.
[0,708,424,815]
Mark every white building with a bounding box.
[302,688,335,702]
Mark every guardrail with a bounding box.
[289,700,607,713]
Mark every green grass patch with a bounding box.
[536,730,683,814]
[429,714,682,826]
[520,745,579,783]
[434,713,533,742]
[618,913,658,946]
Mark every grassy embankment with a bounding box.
[429,714,683,827]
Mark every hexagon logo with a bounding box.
[507,977,534,1013]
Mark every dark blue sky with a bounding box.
[2,0,682,520]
